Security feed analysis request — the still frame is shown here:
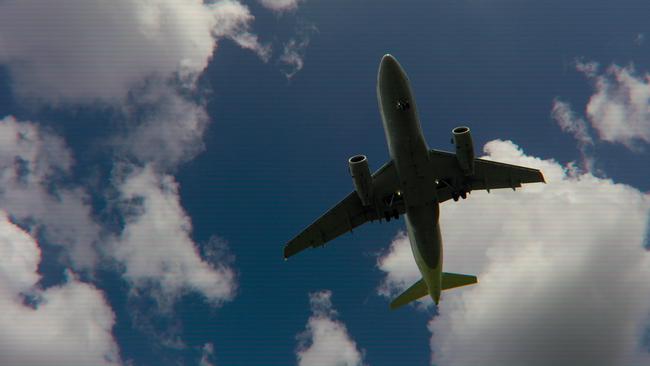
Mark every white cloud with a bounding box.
[551,98,595,172]
[0,211,120,366]
[575,59,599,78]
[296,290,364,366]
[377,231,422,300]
[0,116,101,269]
[578,63,650,148]
[259,0,303,13]
[377,140,650,366]
[213,0,271,60]
[111,164,236,304]
[551,99,593,146]
[0,0,269,103]
[119,82,209,170]
[280,39,306,79]
[279,24,317,79]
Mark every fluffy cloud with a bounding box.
[213,0,271,59]
[0,116,100,269]
[296,291,364,366]
[377,140,650,366]
[377,231,422,300]
[258,0,303,13]
[119,82,209,170]
[0,0,268,103]
[0,211,120,365]
[111,164,236,304]
[575,61,650,148]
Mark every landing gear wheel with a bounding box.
[392,209,399,220]
[452,192,459,201]
[384,211,392,222]
[460,191,467,199]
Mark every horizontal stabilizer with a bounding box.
[390,278,429,310]
[442,272,478,290]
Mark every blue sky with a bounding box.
[0,1,649,365]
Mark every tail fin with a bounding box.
[442,272,477,290]
[390,273,478,310]
[390,278,428,310]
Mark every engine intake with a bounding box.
[452,126,475,175]
[349,155,374,206]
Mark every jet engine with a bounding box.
[348,155,374,206]
[452,126,475,176]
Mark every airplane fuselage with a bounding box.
[284,54,543,307]
[377,55,443,304]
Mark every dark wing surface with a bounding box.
[429,149,545,203]
[284,160,402,259]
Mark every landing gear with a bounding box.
[384,209,400,222]
[452,189,469,202]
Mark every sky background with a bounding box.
[0,1,649,365]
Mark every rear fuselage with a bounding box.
[377,55,443,304]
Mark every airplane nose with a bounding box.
[379,54,399,74]
[382,53,396,64]
[378,53,406,86]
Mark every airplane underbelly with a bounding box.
[404,203,442,270]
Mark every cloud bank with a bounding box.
[377,140,650,366]
[296,290,364,366]
[0,211,120,365]
[0,0,243,304]
[0,116,100,269]
[377,231,423,301]
[259,0,303,13]
[0,0,268,103]
[111,164,236,304]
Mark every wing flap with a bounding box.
[470,158,546,190]
[429,149,545,203]
[283,192,376,258]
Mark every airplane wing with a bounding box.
[429,149,545,203]
[284,160,403,259]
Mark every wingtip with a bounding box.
[283,245,296,261]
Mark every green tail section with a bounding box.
[442,272,478,290]
[389,278,428,310]
[390,273,478,310]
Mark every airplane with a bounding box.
[283,54,545,309]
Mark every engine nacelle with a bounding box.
[348,155,374,206]
[452,126,475,176]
